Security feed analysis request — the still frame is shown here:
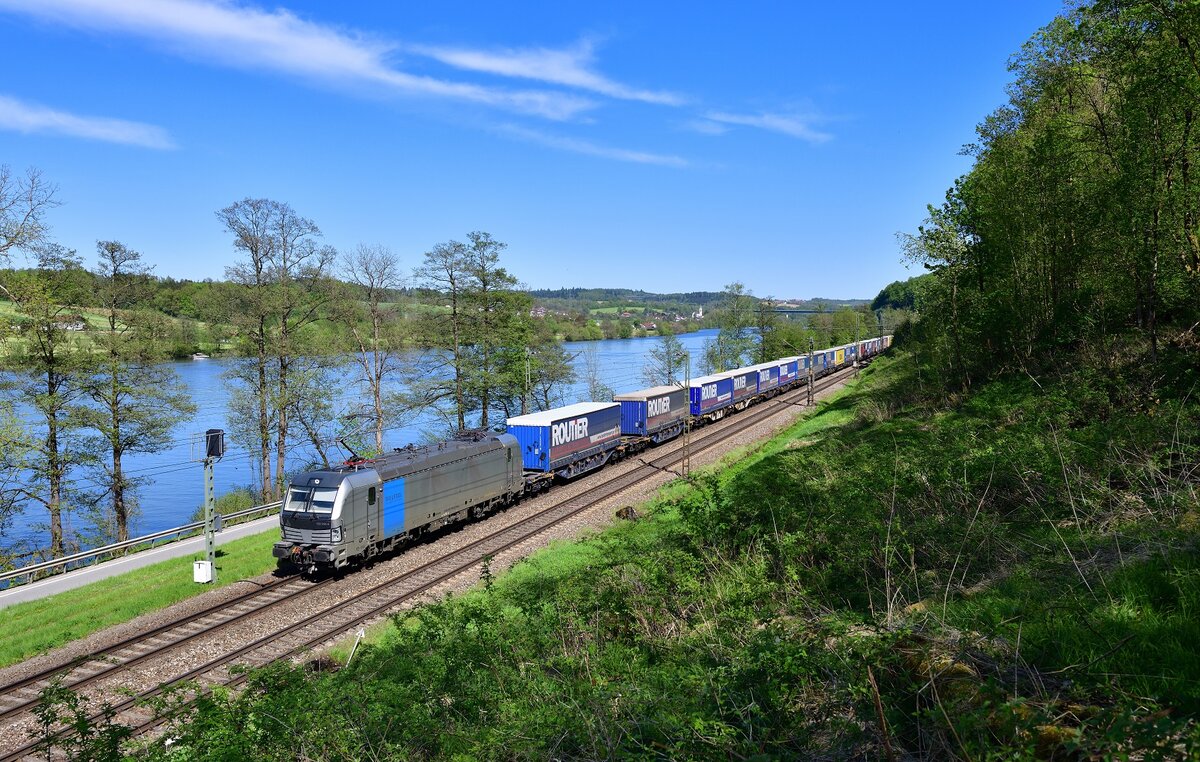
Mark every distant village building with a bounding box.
[529,306,548,318]
[691,306,704,319]
[53,315,88,331]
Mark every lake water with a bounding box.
[4,329,719,554]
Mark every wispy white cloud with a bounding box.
[703,110,832,143]
[0,94,175,149]
[683,119,731,136]
[412,39,684,107]
[498,125,687,168]
[0,0,594,120]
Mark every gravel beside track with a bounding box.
[0,366,860,758]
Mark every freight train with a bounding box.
[273,335,892,573]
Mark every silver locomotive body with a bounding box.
[273,434,522,572]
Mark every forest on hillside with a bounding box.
[902,0,1199,374]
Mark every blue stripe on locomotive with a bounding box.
[383,478,405,537]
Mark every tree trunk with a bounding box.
[46,371,63,558]
[276,352,289,498]
[452,292,464,430]
[373,313,385,454]
[107,309,128,542]
[112,444,127,543]
[1149,211,1160,364]
[256,326,272,500]
[480,342,490,428]
[111,380,128,543]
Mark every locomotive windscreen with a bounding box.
[285,486,338,514]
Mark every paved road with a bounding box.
[0,515,280,610]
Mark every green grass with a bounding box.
[0,529,280,668]
[943,550,1200,711]
[589,305,645,316]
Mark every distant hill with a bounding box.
[772,297,871,311]
[528,288,729,305]
[529,288,870,309]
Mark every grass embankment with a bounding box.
[0,531,278,668]
[40,345,1200,759]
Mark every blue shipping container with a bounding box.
[778,358,798,384]
[751,363,781,393]
[506,402,622,472]
[725,367,758,401]
[614,385,688,436]
[689,373,735,416]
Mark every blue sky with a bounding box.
[0,1,1063,299]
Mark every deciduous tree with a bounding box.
[414,240,471,430]
[340,244,405,454]
[643,332,688,386]
[702,282,756,373]
[79,241,195,542]
[0,401,32,559]
[0,165,57,259]
[0,247,94,556]
[461,231,519,428]
[218,198,333,498]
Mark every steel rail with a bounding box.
[0,574,329,724]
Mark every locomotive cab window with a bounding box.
[310,487,337,513]
[285,487,311,512]
[285,486,338,513]
[368,487,376,505]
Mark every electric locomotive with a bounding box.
[273,433,522,573]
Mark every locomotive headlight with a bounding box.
[331,526,342,543]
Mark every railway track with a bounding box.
[0,575,330,726]
[0,365,859,760]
